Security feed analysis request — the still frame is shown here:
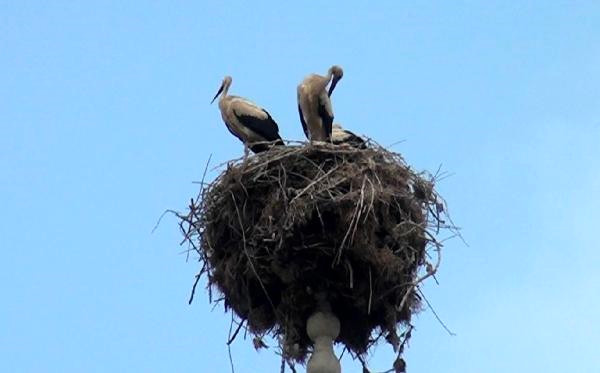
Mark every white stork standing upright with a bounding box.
[211,76,284,154]
[331,123,366,149]
[297,65,344,142]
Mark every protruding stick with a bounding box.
[306,298,341,373]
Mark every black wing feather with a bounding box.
[317,97,333,141]
[233,109,283,144]
[233,108,283,153]
[298,105,309,139]
[224,121,244,143]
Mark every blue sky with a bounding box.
[1,1,599,372]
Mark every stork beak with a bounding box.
[328,76,340,97]
[211,83,224,104]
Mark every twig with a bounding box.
[345,259,354,289]
[336,177,366,264]
[197,154,213,199]
[230,192,277,313]
[417,287,456,336]
[338,346,348,361]
[227,318,246,345]
[289,165,340,203]
[286,360,297,373]
[280,355,285,373]
[227,312,236,373]
[356,353,369,372]
[386,139,406,148]
[151,209,178,234]
[188,272,202,304]
[397,238,442,312]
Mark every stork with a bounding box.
[297,65,344,142]
[211,76,284,154]
[331,123,366,149]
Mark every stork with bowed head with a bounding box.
[211,76,284,154]
[297,65,344,143]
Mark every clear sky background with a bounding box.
[1,1,599,372]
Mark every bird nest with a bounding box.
[178,142,453,369]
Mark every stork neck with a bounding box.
[316,71,330,91]
[221,81,231,99]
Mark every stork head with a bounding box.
[211,76,233,104]
[327,65,343,97]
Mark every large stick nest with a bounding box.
[179,142,453,366]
